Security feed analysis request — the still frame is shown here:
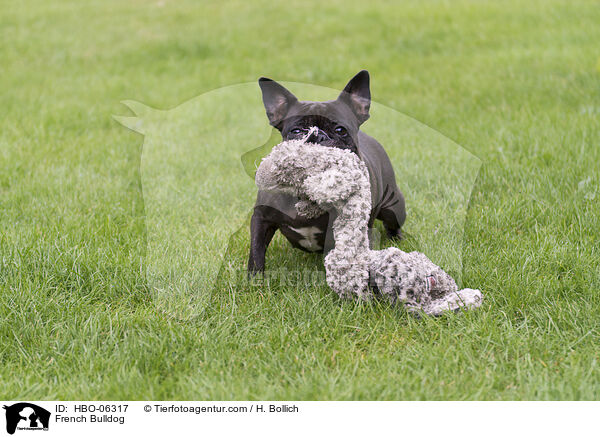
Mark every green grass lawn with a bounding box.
[1,0,599,400]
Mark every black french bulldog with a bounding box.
[248,70,406,275]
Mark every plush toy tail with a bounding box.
[423,288,483,316]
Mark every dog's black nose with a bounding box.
[307,128,330,144]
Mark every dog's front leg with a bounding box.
[247,207,278,277]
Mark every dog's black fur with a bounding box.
[248,70,406,275]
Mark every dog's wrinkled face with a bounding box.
[258,70,371,154]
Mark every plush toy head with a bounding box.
[255,135,369,214]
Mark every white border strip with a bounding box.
[0,401,595,437]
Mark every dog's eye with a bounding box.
[335,126,348,136]
[290,128,303,135]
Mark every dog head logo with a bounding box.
[3,403,50,435]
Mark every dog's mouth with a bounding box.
[300,137,357,154]
[322,141,357,153]
[315,138,344,148]
[307,129,357,153]
[292,126,357,153]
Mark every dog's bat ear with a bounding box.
[258,77,298,130]
[338,70,371,124]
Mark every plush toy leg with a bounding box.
[423,288,483,316]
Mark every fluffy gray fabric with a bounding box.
[255,134,483,316]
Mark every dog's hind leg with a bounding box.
[377,185,406,240]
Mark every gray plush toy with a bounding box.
[255,132,483,316]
